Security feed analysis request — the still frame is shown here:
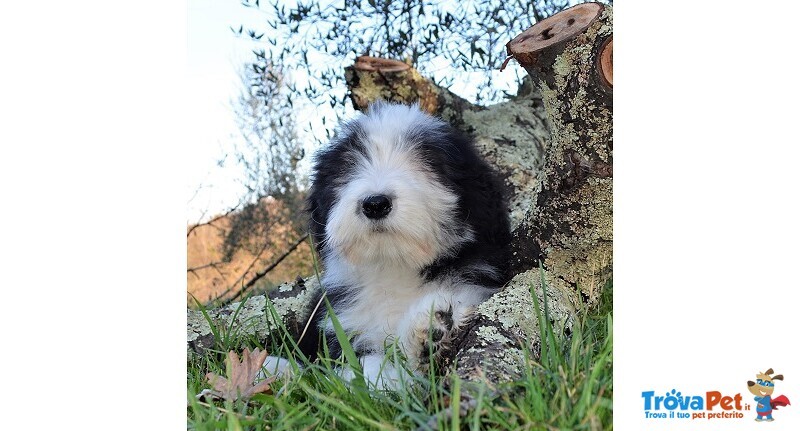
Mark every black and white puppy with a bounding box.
[272,102,510,388]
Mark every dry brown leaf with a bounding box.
[198,348,276,401]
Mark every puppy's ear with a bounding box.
[765,368,774,375]
[306,194,327,253]
[772,374,784,381]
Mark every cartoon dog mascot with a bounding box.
[747,368,791,421]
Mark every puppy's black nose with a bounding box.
[362,195,392,219]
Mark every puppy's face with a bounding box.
[309,104,471,269]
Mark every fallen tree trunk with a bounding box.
[188,276,319,356]
[188,2,613,387]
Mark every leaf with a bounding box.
[198,348,275,401]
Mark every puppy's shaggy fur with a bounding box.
[270,102,510,388]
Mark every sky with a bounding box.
[187,0,265,222]
[185,0,526,224]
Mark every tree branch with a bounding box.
[208,234,274,304]
[187,202,242,238]
[187,261,226,273]
[221,233,310,304]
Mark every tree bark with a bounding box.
[507,2,612,300]
[188,3,613,388]
[452,2,612,383]
[188,277,320,357]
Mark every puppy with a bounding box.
[270,102,510,389]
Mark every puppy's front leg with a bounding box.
[398,284,495,372]
[338,353,412,391]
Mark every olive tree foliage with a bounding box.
[235,0,599,138]
[221,64,307,262]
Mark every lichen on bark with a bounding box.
[187,278,320,358]
[453,266,577,382]
[464,90,550,230]
[510,4,613,304]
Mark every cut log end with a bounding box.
[507,3,603,57]
[353,56,410,73]
[598,36,613,88]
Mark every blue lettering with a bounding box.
[643,390,705,411]
[642,391,655,410]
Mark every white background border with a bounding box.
[1,1,186,428]
[617,1,799,428]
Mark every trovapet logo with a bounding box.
[641,389,746,420]
[641,367,792,422]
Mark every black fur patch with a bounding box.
[414,127,511,287]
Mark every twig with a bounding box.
[297,288,324,346]
[187,202,242,238]
[212,237,274,303]
[222,233,310,304]
[188,261,228,281]
[187,261,226,273]
[193,400,259,421]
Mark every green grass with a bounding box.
[187,278,612,430]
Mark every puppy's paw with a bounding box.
[411,306,457,372]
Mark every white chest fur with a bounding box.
[325,263,429,351]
